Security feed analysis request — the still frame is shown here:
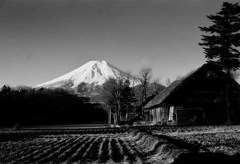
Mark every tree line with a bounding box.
[0,86,108,127]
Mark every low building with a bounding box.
[144,63,240,125]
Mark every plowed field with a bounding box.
[1,126,240,164]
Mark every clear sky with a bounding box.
[0,0,239,87]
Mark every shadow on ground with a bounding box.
[173,152,240,164]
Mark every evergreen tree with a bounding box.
[199,2,240,74]
[1,85,12,97]
[199,2,240,123]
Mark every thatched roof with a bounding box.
[144,80,182,109]
[144,63,240,109]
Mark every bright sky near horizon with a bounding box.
[0,0,239,87]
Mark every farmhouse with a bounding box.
[144,63,240,125]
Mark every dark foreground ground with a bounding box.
[1,125,240,164]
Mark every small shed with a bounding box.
[144,63,240,125]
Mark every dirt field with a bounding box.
[151,125,240,155]
[1,125,240,163]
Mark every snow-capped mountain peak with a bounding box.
[35,60,137,90]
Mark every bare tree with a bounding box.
[101,76,137,125]
[101,78,124,125]
[138,66,152,105]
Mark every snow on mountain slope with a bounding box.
[35,60,138,90]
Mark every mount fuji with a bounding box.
[36,60,138,95]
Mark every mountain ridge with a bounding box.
[36,60,139,93]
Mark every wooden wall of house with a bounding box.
[148,107,169,124]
